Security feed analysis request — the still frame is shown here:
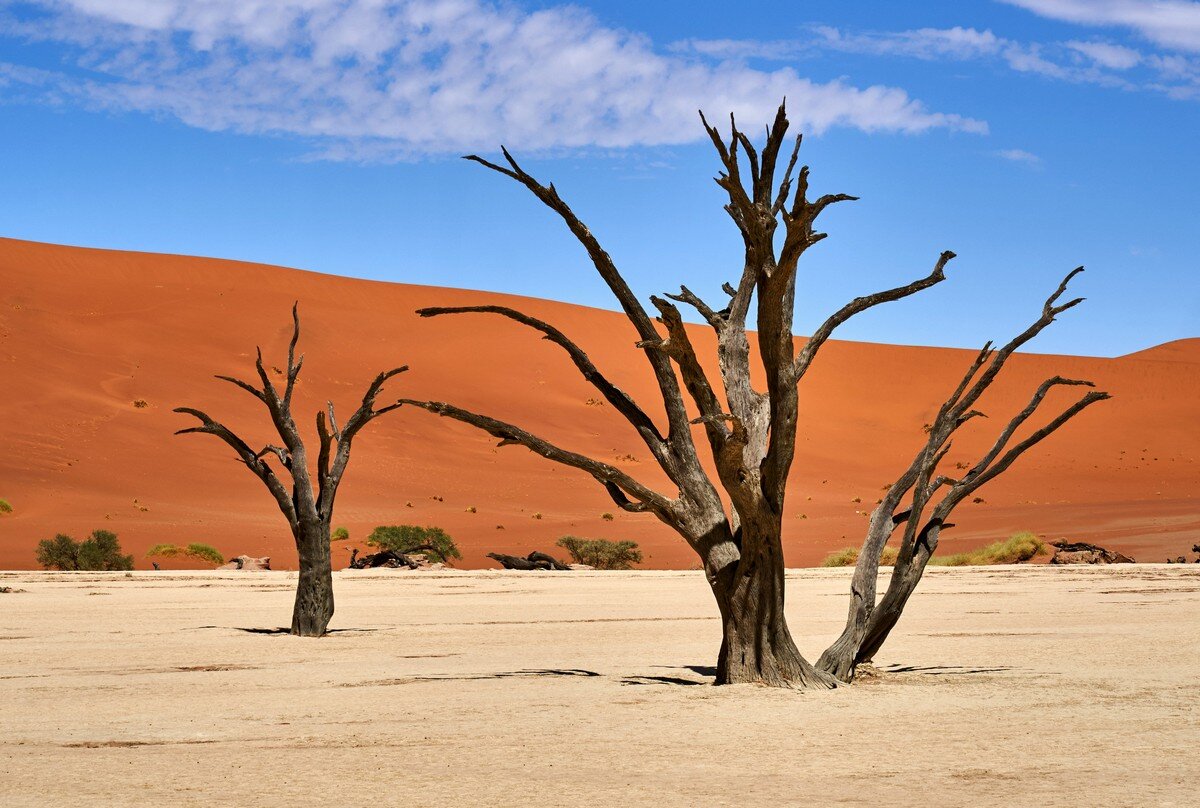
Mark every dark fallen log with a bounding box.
[1049,541,1134,565]
[487,550,571,570]
[347,543,450,570]
[348,549,420,569]
[527,550,572,570]
[487,552,540,571]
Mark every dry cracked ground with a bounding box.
[1,566,1197,807]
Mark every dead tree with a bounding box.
[400,102,1106,688]
[816,273,1110,681]
[174,304,406,637]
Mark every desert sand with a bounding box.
[1,566,1197,807]
[1,237,1197,569]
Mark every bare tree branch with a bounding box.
[464,148,700,465]
[397,398,675,518]
[173,406,298,530]
[793,251,956,381]
[663,286,724,331]
[417,305,666,447]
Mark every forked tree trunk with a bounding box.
[292,521,334,637]
[710,531,836,688]
[853,539,937,666]
[817,552,926,681]
[817,506,903,682]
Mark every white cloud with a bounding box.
[811,25,1005,61]
[0,0,985,160]
[1066,40,1142,69]
[994,148,1042,164]
[1002,0,1200,53]
[668,38,807,61]
[675,22,1200,99]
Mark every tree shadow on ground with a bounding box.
[408,668,602,682]
[880,663,1016,675]
[192,626,381,635]
[620,665,718,687]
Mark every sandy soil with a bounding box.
[1,237,1197,569]
[1,567,1196,807]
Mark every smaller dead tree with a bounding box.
[174,304,406,637]
[817,272,1110,681]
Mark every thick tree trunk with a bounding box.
[291,520,334,637]
[710,539,836,689]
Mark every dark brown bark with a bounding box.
[406,102,1102,688]
[292,520,334,636]
[175,305,406,637]
[711,529,836,688]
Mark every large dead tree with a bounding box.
[401,102,1107,687]
[174,305,406,637]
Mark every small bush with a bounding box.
[820,547,860,568]
[820,545,899,568]
[556,536,642,570]
[0,499,12,514]
[145,543,224,567]
[37,530,134,571]
[930,532,1048,566]
[331,526,350,542]
[184,543,224,565]
[366,525,461,564]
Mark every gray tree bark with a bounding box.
[175,305,407,637]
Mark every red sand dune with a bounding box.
[1,237,1197,570]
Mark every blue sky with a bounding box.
[0,0,1197,356]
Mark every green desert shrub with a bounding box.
[0,499,12,514]
[331,526,350,542]
[820,545,899,568]
[555,536,643,570]
[366,525,461,564]
[145,543,225,567]
[37,530,134,571]
[930,532,1048,566]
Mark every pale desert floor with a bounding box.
[1,566,1197,807]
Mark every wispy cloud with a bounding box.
[0,0,984,161]
[1001,0,1200,53]
[1065,40,1142,69]
[674,21,1200,100]
[994,148,1042,164]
